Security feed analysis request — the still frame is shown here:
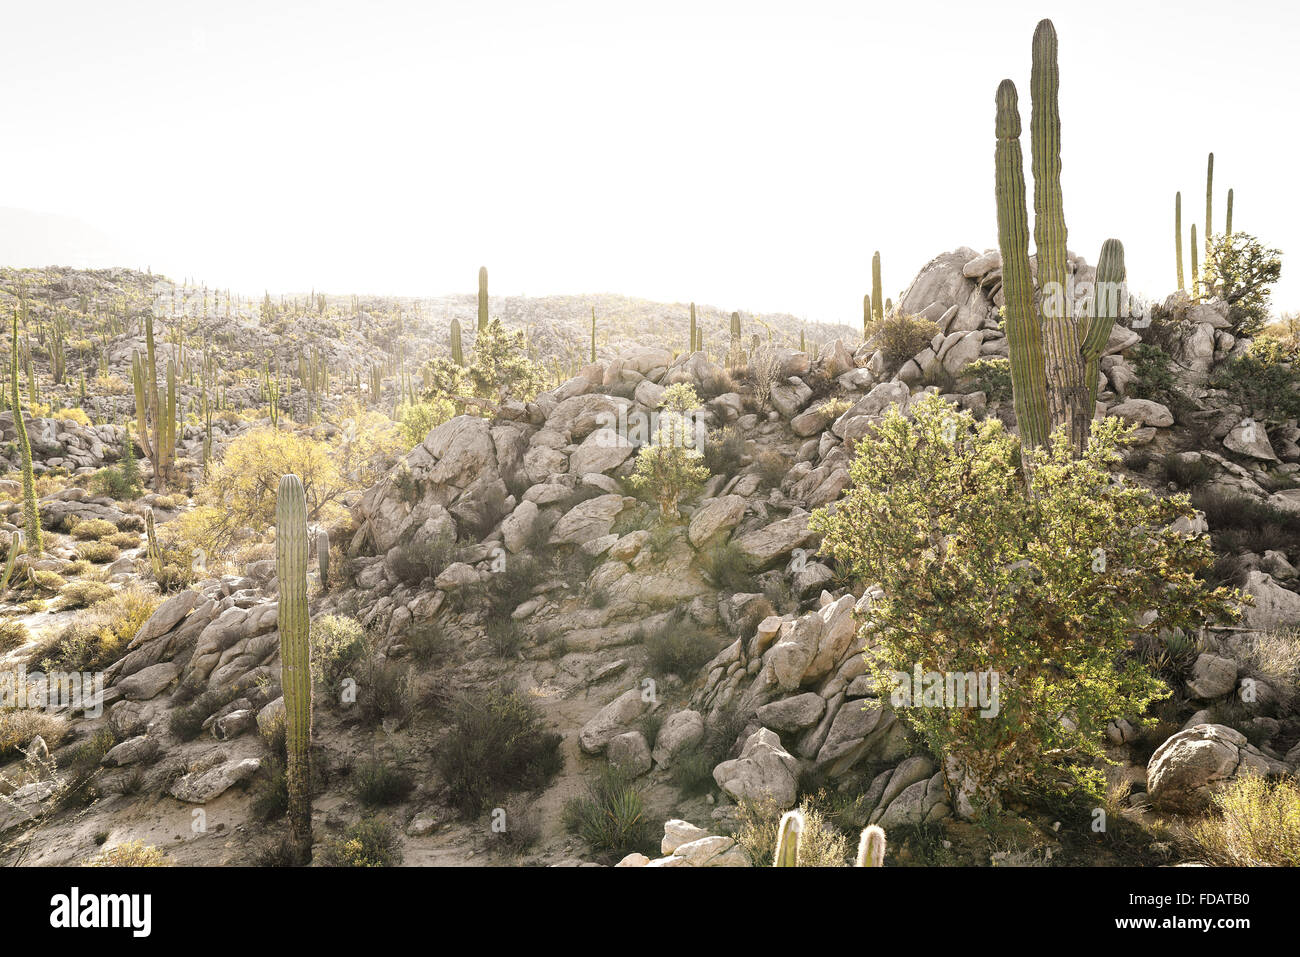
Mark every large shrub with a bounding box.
[811,394,1237,813]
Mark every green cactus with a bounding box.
[993,19,1126,456]
[317,529,330,591]
[1205,152,1213,256]
[689,302,697,354]
[771,809,887,867]
[730,311,741,343]
[11,310,41,554]
[277,473,314,864]
[1175,192,1184,292]
[863,293,872,339]
[450,317,464,365]
[773,810,802,866]
[856,825,887,867]
[477,266,489,331]
[1225,188,1233,238]
[871,252,884,323]
[2,531,22,592]
[144,506,163,579]
[1191,225,1199,297]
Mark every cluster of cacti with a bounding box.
[1,531,22,592]
[870,251,884,323]
[993,19,1126,456]
[276,474,314,864]
[772,810,887,867]
[11,309,42,554]
[477,266,489,331]
[1176,151,1233,298]
[130,313,178,490]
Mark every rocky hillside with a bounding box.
[1,250,1298,868]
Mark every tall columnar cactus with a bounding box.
[1225,188,1233,238]
[1175,192,1185,292]
[477,266,489,331]
[11,311,41,554]
[1,531,22,592]
[730,311,741,343]
[993,19,1127,456]
[1190,225,1199,297]
[863,293,872,339]
[277,474,314,864]
[590,306,597,364]
[317,529,330,591]
[1204,152,1214,256]
[450,317,464,365]
[871,252,884,322]
[689,302,698,354]
[772,809,888,867]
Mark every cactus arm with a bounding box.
[277,474,314,863]
[1080,239,1126,408]
[995,79,1050,452]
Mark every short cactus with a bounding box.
[277,474,314,863]
[1,531,22,592]
[771,809,887,867]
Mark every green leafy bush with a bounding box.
[811,394,1237,811]
[309,614,368,699]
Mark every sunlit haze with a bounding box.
[3,0,1296,321]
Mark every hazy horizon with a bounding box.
[3,0,1296,323]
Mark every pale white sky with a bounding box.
[2,0,1296,322]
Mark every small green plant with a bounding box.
[1191,774,1300,866]
[322,816,403,867]
[963,357,1012,403]
[70,518,119,541]
[641,609,719,679]
[866,313,938,372]
[352,754,415,807]
[435,687,563,816]
[562,766,655,859]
